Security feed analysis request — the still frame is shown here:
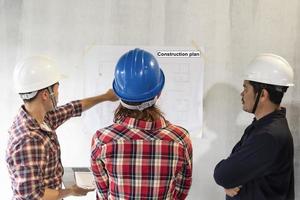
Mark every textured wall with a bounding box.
[1,0,300,199]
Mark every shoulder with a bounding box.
[8,129,46,150]
[163,123,191,146]
[6,131,48,167]
[254,117,292,145]
[166,123,189,136]
[92,124,120,145]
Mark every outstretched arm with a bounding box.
[80,89,118,112]
[46,89,118,129]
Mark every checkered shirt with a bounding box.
[91,116,193,200]
[6,101,82,200]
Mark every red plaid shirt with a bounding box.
[6,101,82,200]
[91,116,193,200]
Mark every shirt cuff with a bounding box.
[71,100,83,117]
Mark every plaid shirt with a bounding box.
[91,116,193,200]
[6,101,82,200]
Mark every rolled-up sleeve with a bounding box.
[8,138,46,200]
[46,100,82,130]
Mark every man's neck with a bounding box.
[254,103,280,120]
[24,102,47,125]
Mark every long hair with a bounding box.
[114,104,164,121]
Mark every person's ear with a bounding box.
[260,89,269,102]
[40,89,49,101]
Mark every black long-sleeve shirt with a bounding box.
[214,108,294,200]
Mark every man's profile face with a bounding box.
[241,80,256,113]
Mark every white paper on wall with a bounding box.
[80,46,204,137]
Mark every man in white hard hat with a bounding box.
[214,54,294,200]
[6,56,118,200]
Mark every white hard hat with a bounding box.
[244,53,294,87]
[13,56,62,93]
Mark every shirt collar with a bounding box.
[114,116,169,131]
[252,107,286,127]
[18,105,53,132]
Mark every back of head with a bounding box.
[112,48,165,120]
[13,56,62,100]
[113,48,165,103]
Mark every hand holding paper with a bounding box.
[75,171,96,190]
[70,184,95,196]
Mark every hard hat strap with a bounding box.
[120,96,158,111]
[252,88,263,114]
[47,86,57,109]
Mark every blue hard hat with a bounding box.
[112,48,165,102]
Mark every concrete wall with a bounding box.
[1,0,300,199]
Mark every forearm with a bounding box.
[80,89,118,112]
[214,134,276,188]
[80,95,108,112]
[43,185,93,200]
[42,188,71,200]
